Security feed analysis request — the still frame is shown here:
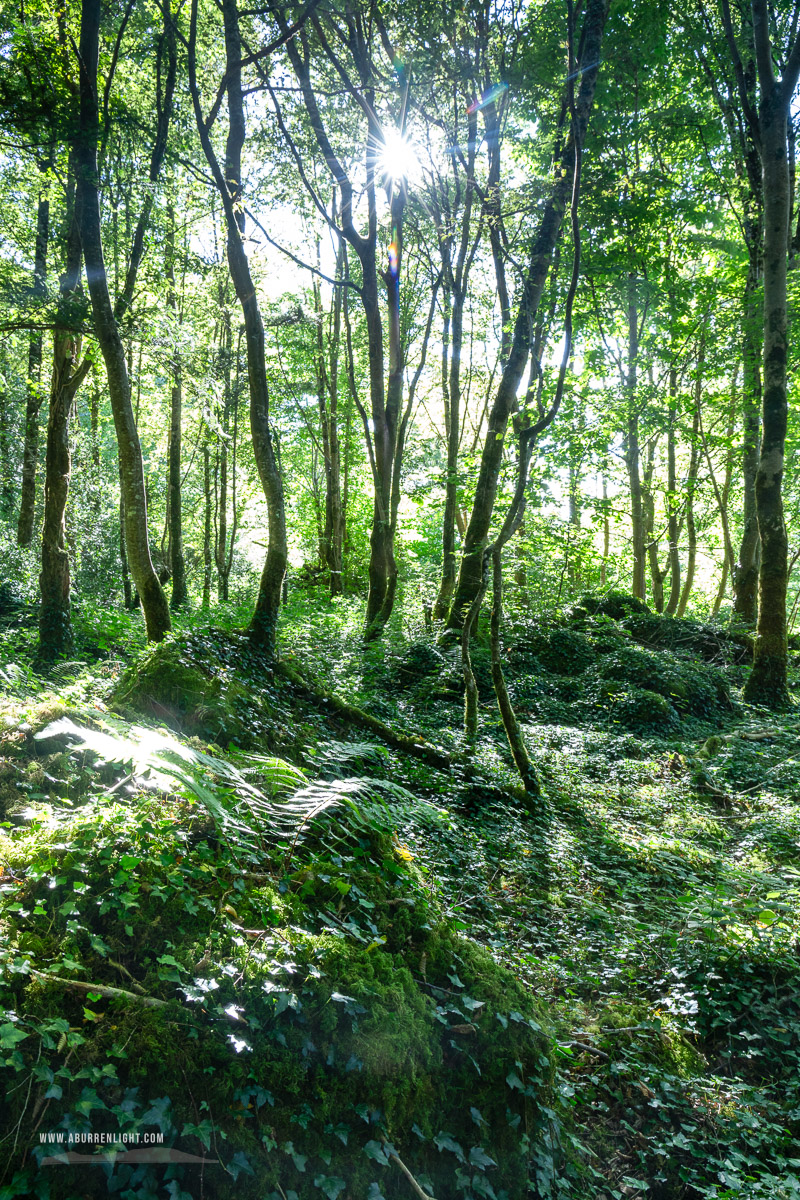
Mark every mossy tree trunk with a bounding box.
[434,108,479,621]
[719,0,800,706]
[189,0,287,653]
[17,165,50,547]
[734,257,762,623]
[75,0,173,642]
[664,367,682,615]
[38,169,90,662]
[166,203,188,610]
[445,0,609,632]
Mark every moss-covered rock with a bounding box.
[111,631,296,751]
[538,628,596,676]
[579,590,651,620]
[0,753,559,1200]
[622,612,752,664]
[610,686,682,735]
[595,645,732,719]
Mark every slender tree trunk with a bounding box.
[664,369,682,614]
[733,256,762,623]
[624,273,646,601]
[203,443,212,608]
[364,191,404,640]
[677,407,701,619]
[436,280,468,618]
[601,472,610,588]
[75,0,170,642]
[190,0,287,652]
[17,174,50,546]
[743,89,791,704]
[445,0,609,631]
[166,204,187,610]
[37,182,89,661]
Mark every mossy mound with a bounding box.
[0,728,560,1199]
[578,590,651,620]
[607,685,682,736]
[391,639,445,688]
[111,630,296,751]
[537,628,596,676]
[622,612,752,664]
[595,645,733,720]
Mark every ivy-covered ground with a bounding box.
[1,590,800,1199]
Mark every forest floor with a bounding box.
[0,589,799,1200]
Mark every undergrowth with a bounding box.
[1,592,799,1198]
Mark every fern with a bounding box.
[33,718,445,870]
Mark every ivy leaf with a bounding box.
[363,1140,390,1165]
[226,1150,255,1180]
[313,1175,346,1199]
[0,1023,28,1050]
[433,1132,465,1161]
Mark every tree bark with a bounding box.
[719,0,800,705]
[37,182,87,662]
[17,172,50,546]
[203,442,212,608]
[166,203,188,610]
[733,256,762,622]
[676,406,701,619]
[75,0,171,642]
[743,93,791,703]
[664,368,682,614]
[445,0,609,630]
[189,0,287,652]
[624,273,646,601]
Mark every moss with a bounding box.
[538,628,596,676]
[111,631,297,751]
[611,687,682,735]
[579,590,651,619]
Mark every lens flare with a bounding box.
[378,128,418,182]
[467,82,509,114]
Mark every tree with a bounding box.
[720,0,800,706]
[188,0,288,653]
[74,0,173,643]
[445,0,610,631]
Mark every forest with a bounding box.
[2,0,800,1195]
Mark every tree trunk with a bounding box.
[0,351,11,521]
[664,369,682,614]
[733,257,762,624]
[39,331,81,660]
[203,442,212,608]
[363,189,404,640]
[75,0,170,642]
[190,0,286,652]
[166,204,188,610]
[445,0,609,631]
[17,176,50,546]
[624,273,646,601]
[743,86,791,704]
[676,407,701,619]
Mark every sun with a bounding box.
[377,128,419,183]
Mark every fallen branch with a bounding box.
[277,660,451,769]
[383,1141,437,1200]
[29,969,167,1008]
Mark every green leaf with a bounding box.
[313,1177,346,1200]
[0,1024,28,1050]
